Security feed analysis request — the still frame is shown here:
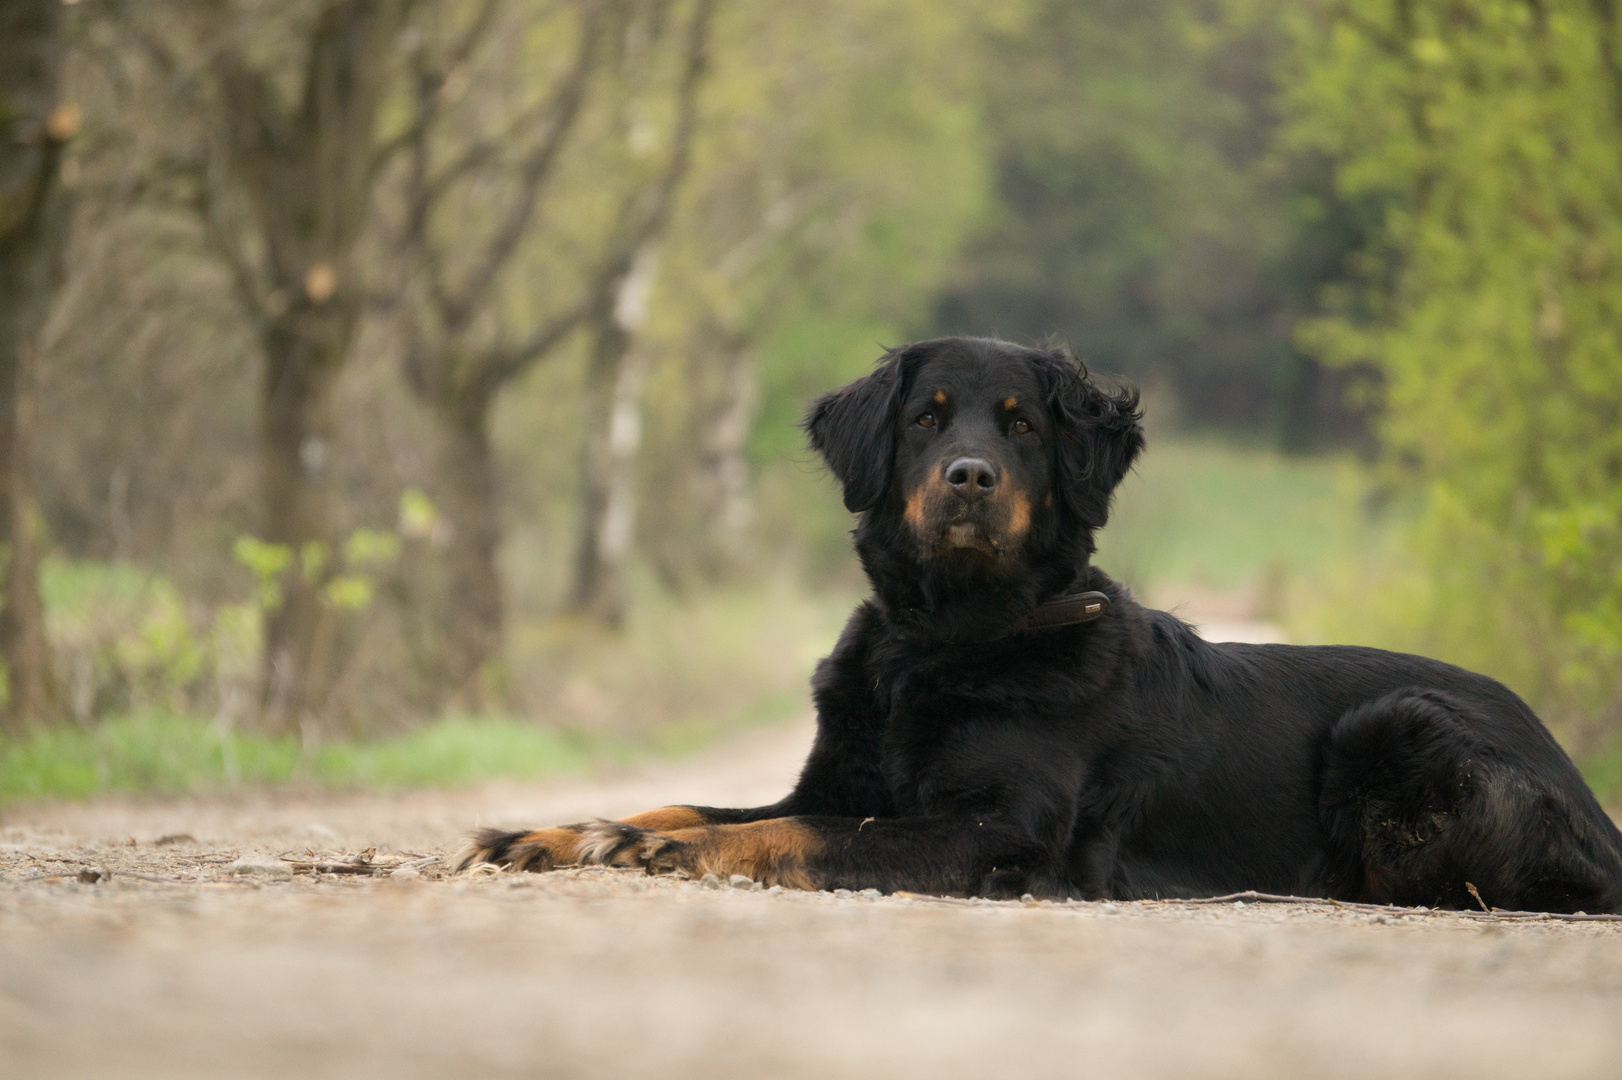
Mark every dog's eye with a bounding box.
[916,412,936,429]
[1011,418,1031,435]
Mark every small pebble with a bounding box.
[1097,903,1120,914]
[389,867,423,881]
[698,873,722,889]
[728,874,754,889]
[766,885,783,895]
[833,888,854,899]
[226,857,292,878]
[1020,893,1038,905]
[858,888,881,900]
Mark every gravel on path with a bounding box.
[3,714,1620,1080]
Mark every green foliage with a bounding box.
[1582,740,1622,805]
[396,489,441,541]
[1288,0,1622,730]
[1096,439,1366,593]
[232,537,291,611]
[0,712,602,801]
[933,0,1370,442]
[44,559,213,718]
[503,569,855,737]
[1285,485,1560,713]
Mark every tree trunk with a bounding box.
[569,245,657,626]
[436,395,503,707]
[211,0,406,731]
[0,0,68,732]
[257,304,350,733]
[697,342,757,571]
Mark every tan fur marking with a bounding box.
[1003,396,1018,410]
[905,487,926,532]
[933,390,947,405]
[620,806,707,832]
[508,826,587,870]
[649,819,823,890]
[1006,490,1032,538]
[1044,491,1053,508]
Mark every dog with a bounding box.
[457,336,1622,912]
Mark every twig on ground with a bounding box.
[5,870,190,885]
[280,861,396,876]
[1174,890,1622,922]
[274,848,411,876]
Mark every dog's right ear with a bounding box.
[803,349,908,514]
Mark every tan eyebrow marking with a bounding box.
[1003,396,1018,410]
[933,390,947,405]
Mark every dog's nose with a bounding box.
[944,457,998,497]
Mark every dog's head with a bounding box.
[806,337,1142,595]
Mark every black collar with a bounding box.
[947,588,1109,644]
[1003,589,1110,638]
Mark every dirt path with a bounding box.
[4,713,1621,1080]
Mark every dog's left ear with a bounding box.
[1041,349,1144,534]
[804,348,909,513]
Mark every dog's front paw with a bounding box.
[577,820,697,875]
[577,820,662,867]
[638,831,697,876]
[453,825,586,872]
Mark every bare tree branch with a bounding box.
[472,298,590,397]
[371,0,500,181]
[467,0,716,398]
[194,158,266,320]
[626,0,714,254]
[436,0,613,330]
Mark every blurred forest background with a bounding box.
[3,0,1622,799]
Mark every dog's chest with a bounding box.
[869,638,1077,812]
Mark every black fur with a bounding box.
[471,336,1622,910]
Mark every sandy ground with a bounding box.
[6,625,1622,1079]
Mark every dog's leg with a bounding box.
[454,806,735,872]
[1321,690,1622,913]
[577,813,1052,897]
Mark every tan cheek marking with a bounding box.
[905,487,926,532]
[669,819,822,890]
[1007,491,1032,538]
[620,806,708,832]
[933,390,947,405]
[1004,396,1018,410]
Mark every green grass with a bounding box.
[0,713,591,801]
[503,570,857,738]
[1580,746,1622,808]
[1094,439,1367,593]
[0,690,808,803]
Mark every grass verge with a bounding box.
[0,691,806,803]
[1580,745,1622,809]
[1094,438,1368,594]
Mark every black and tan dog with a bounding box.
[458,336,1622,911]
